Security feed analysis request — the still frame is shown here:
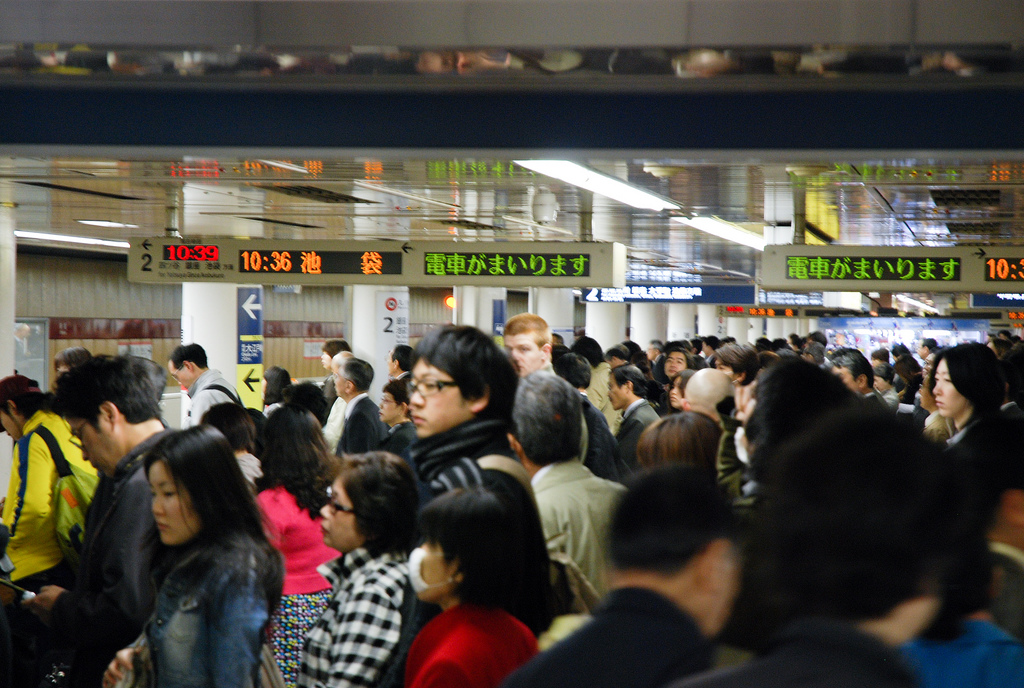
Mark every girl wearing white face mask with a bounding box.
[299,453,419,688]
[404,488,538,688]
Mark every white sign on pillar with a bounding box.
[376,290,409,384]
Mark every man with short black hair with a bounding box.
[672,410,969,688]
[503,465,739,688]
[334,357,386,455]
[27,356,171,688]
[553,353,620,482]
[509,373,625,595]
[918,338,939,366]
[701,336,722,368]
[610,365,659,474]
[167,343,239,427]
[388,344,414,381]
[831,347,887,408]
[605,346,631,370]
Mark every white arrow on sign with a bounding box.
[242,293,262,320]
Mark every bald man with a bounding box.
[682,369,734,423]
[683,369,744,498]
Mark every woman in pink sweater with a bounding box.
[257,404,338,687]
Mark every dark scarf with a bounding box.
[408,418,512,496]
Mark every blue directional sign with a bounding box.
[971,293,1024,308]
[236,286,264,407]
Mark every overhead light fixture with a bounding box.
[513,160,680,211]
[75,220,139,229]
[352,180,461,210]
[254,159,310,174]
[895,294,940,314]
[671,216,766,251]
[14,230,130,249]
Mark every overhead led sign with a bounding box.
[762,246,1018,293]
[581,284,755,304]
[128,238,625,287]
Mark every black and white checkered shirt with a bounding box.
[298,548,408,688]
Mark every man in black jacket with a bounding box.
[335,357,387,456]
[27,356,171,688]
[610,365,660,475]
[553,352,621,482]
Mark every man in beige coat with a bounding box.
[509,372,625,596]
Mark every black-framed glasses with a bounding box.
[407,378,458,398]
[325,486,356,514]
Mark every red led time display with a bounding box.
[164,245,220,261]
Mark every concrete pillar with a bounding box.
[697,305,719,337]
[727,317,749,345]
[630,303,668,348]
[529,287,575,345]
[347,285,410,402]
[766,318,786,340]
[476,288,508,337]
[180,283,241,426]
[806,317,819,334]
[585,303,627,350]
[667,303,696,341]
[0,191,16,492]
[454,286,479,328]
[780,318,800,340]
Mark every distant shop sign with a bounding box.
[582,284,755,304]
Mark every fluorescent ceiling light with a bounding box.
[75,220,139,229]
[513,160,679,211]
[14,231,130,249]
[895,294,939,314]
[671,216,766,251]
[254,159,310,174]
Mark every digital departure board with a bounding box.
[984,258,1024,282]
[128,238,626,287]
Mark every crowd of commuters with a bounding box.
[1,321,1024,688]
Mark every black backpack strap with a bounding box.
[31,426,71,478]
[203,384,243,407]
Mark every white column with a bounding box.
[667,303,696,341]
[806,317,819,334]
[0,193,16,492]
[475,288,507,337]
[529,288,575,345]
[697,305,719,337]
[585,303,627,351]
[780,318,800,340]
[727,317,749,345]
[454,286,478,327]
[347,285,410,402]
[181,283,240,427]
[766,318,786,340]
[749,318,766,341]
[630,303,667,348]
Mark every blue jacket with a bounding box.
[148,560,269,688]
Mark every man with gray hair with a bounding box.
[510,373,625,596]
[335,356,386,455]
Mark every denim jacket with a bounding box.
[147,559,269,688]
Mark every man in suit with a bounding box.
[831,347,888,409]
[610,365,660,475]
[334,357,386,456]
[554,352,621,482]
[509,372,626,596]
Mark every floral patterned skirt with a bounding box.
[267,589,332,688]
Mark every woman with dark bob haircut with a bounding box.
[256,404,337,686]
[104,426,284,688]
[714,343,760,387]
[262,366,292,416]
[405,488,538,688]
[933,343,1005,444]
[300,452,419,688]
[635,411,722,484]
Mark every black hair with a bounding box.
[620,340,643,358]
[611,465,734,573]
[257,404,334,518]
[6,390,51,419]
[872,362,895,385]
[201,402,257,454]
[550,344,570,364]
[130,357,170,407]
[664,341,688,358]
[553,352,591,390]
[754,337,773,352]
[921,338,939,352]
[169,343,208,369]
[760,409,968,621]
[262,366,291,407]
[322,339,351,357]
[703,336,721,350]
[144,426,284,613]
[934,343,1005,420]
[807,331,828,347]
[891,343,912,358]
[282,382,330,426]
[830,347,875,387]
[605,345,630,363]
[947,416,1024,527]
[54,346,91,371]
[390,345,414,373]
[745,359,856,483]
[341,358,375,393]
[611,365,648,399]
[54,355,162,425]
[382,378,410,407]
[420,488,523,613]
[715,344,760,386]
[414,325,518,423]
[339,452,419,557]
[788,334,804,349]
[569,336,605,368]
[870,348,890,364]
[1002,358,1022,403]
